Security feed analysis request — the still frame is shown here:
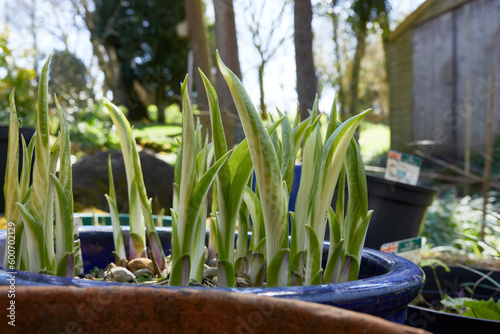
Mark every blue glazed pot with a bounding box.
[0,225,424,323]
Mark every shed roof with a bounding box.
[389,0,474,42]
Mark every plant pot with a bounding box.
[0,285,429,333]
[289,166,437,249]
[404,265,500,333]
[0,126,35,214]
[0,225,425,324]
[358,174,436,249]
[76,213,172,226]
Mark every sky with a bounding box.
[0,0,426,116]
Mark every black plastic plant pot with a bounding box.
[363,174,437,249]
[0,126,35,214]
[0,225,425,324]
[404,266,500,333]
[288,166,437,249]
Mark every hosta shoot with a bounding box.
[4,57,78,277]
[217,52,289,287]
[105,99,167,272]
[169,75,231,286]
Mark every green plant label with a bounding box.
[380,236,422,263]
[384,150,421,185]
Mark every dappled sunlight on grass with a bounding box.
[359,122,390,165]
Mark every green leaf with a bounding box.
[104,99,146,258]
[169,254,190,286]
[175,75,197,256]
[324,239,344,284]
[16,202,47,273]
[419,258,451,272]
[441,296,500,321]
[243,187,265,251]
[53,98,74,276]
[304,225,322,285]
[325,91,339,140]
[309,110,370,260]
[30,56,51,224]
[3,89,21,269]
[129,231,146,259]
[279,110,295,196]
[20,132,36,200]
[51,175,73,265]
[105,194,126,262]
[55,253,74,278]
[266,249,289,287]
[170,209,180,261]
[208,216,218,260]
[293,120,322,253]
[4,89,20,225]
[458,265,500,290]
[255,237,267,257]
[335,167,345,228]
[217,259,236,288]
[293,116,310,155]
[246,252,265,286]
[54,96,72,201]
[184,150,232,254]
[235,255,249,278]
[199,69,231,196]
[218,52,285,263]
[236,207,249,259]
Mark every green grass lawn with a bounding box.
[358,122,390,165]
[128,114,390,167]
[133,123,182,141]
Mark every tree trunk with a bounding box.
[119,76,149,121]
[332,0,347,120]
[258,61,267,119]
[75,0,120,102]
[213,0,243,146]
[294,0,317,122]
[185,0,212,111]
[156,84,167,124]
[348,26,368,119]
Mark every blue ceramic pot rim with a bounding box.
[0,226,424,310]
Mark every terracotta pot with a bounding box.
[0,285,430,333]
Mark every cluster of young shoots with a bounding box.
[166,52,373,287]
[3,54,372,288]
[3,57,77,277]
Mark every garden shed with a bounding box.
[387,0,500,160]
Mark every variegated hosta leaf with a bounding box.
[308,109,370,263]
[217,52,287,280]
[266,249,289,287]
[30,56,52,225]
[4,89,20,225]
[51,175,74,277]
[246,252,265,287]
[16,203,47,273]
[105,155,127,262]
[293,117,323,253]
[3,90,22,269]
[305,225,322,286]
[105,99,146,259]
[169,255,190,286]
